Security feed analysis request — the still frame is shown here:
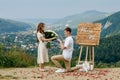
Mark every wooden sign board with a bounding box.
[76,23,101,45]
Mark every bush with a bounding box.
[0,47,36,68]
[116,61,120,67]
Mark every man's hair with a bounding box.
[64,27,72,33]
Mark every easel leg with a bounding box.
[85,46,89,61]
[89,46,92,62]
[78,46,83,65]
[92,46,94,68]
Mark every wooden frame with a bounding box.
[76,23,101,45]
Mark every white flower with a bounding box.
[45,30,58,37]
[51,33,54,36]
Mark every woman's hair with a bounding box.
[37,22,45,33]
[36,22,45,42]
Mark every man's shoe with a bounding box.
[55,68,65,73]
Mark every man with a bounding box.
[51,27,74,73]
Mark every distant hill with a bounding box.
[95,11,120,38]
[16,18,60,25]
[53,10,109,29]
[0,18,32,33]
[56,11,120,38]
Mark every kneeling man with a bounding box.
[51,27,74,73]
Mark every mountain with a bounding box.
[52,10,109,29]
[16,18,60,25]
[0,18,32,33]
[95,11,120,38]
[56,11,120,38]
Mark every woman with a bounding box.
[36,22,55,72]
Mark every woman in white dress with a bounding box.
[36,23,55,72]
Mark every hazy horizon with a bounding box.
[0,0,120,19]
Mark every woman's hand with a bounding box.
[41,37,56,42]
[50,37,56,40]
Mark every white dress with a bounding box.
[37,32,49,64]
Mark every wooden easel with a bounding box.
[76,23,101,70]
[77,45,95,69]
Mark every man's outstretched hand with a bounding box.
[57,39,62,44]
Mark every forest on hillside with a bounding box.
[0,34,120,68]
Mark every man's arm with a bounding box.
[57,39,66,50]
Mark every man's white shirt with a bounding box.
[62,36,74,61]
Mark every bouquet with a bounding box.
[44,30,58,48]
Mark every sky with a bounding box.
[0,0,120,19]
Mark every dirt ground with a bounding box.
[0,67,120,80]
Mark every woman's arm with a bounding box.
[37,32,56,42]
[41,37,56,42]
